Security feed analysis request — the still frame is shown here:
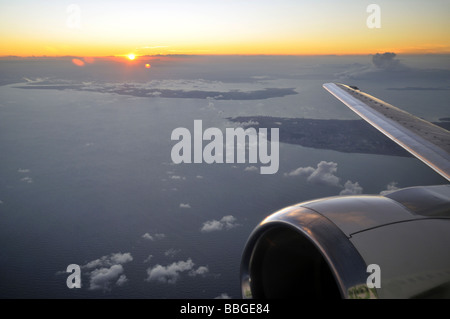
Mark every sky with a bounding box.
[1,0,449,57]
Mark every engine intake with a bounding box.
[241,187,450,299]
[241,205,372,299]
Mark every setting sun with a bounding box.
[127,54,136,60]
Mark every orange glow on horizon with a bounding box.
[2,41,449,58]
[1,1,449,58]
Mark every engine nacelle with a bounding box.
[241,185,450,299]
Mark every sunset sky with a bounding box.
[1,0,449,57]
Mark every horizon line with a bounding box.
[2,52,450,59]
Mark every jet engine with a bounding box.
[241,185,450,299]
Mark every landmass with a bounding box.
[229,116,450,157]
[15,83,298,100]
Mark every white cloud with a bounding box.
[170,175,186,180]
[284,166,315,177]
[285,161,368,195]
[20,176,33,183]
[215,293,232,299]
[89,265,126,291]
[18,168,30,173]
[201,215,239,233]
[142,233,166,241]
[339,180,363,196]
[307,161,340,186]
[189,266,209,277]
[145,259,208,284]
[164,248,181,258]
[201,220,223,233]
[83,252,133,269]
[179,203,191,209]
[109,252,133,265]
[143,255,153,263]
[115,274,128,287]
[244,166,258,172]
[285,161,341,187]
[81,252,133,291]
[142,233,153,240]
[380,182,399,196]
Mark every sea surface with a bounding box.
[0,55,448,298]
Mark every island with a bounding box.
[228,116,450,157]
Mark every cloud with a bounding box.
[284,166,315,177]
[109,252,133,265]
[164,248,181,258]
[179,203,191,209]
[115,274,128,287]
[215,293,232,299]
[170,175,186,180]
[307,161,340,186]
[89,265,126,291]
[336,52,450,81]
[83,252,133,269]
[244,166,258,172]
[372,52,404,70]
[285,161,340,187]
[189,266,209,277]
[201,215,239,233]
[142,233,166,241]
[20,176,33,183]
[143,255,153,263]
[145,259,208,284]
[380,182,399,196]
[285,161,367,195]
[339,180,363,196]
[18,168,30,173]
[81,252,133,291]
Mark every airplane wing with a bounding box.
[241,83,450,300]
[241,83,450,299]
[323,83,450,182]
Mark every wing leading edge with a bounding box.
[323,83,450,182]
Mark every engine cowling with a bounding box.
[241,185,450,299]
